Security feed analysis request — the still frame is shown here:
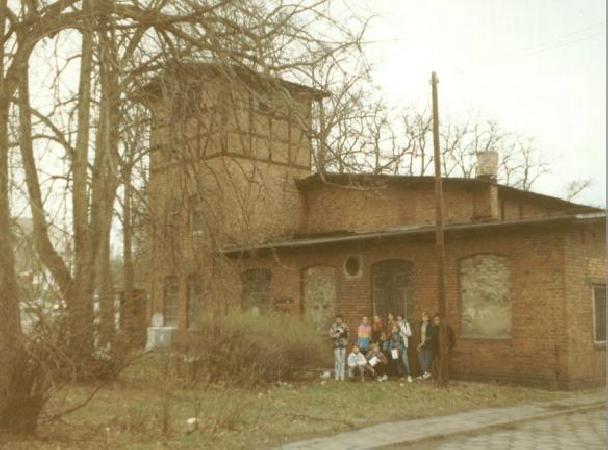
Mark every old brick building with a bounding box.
[142,63,606,388]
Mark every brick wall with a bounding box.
[142,67,603,385]
[301,181,582,235]
[228,225,598,387]
[302,183,482,234]
[563,221,607,388]
[499,194,566,221]
[145,72,315,326]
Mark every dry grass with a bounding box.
[0,353,575,449]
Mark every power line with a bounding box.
[450,22,606,75]
[359,20,606,49]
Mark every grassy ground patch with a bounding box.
[0,353,575,449]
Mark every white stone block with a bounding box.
[145,326,177,351]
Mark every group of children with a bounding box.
[329,312,455,383]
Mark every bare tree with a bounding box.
[1,0,369,433]
[318,100,551,191]
[564,178,593,202]
[0,0,25,434]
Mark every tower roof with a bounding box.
[133,61,330,103]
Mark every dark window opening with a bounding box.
[187,275,202,330]
[241,268,272,315]
[163,276,179,327]
[371,259,415,320]
[189,195,205,236]
[593,285,606,343]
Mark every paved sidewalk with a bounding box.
[278,392,604,450]
[417,408,605,450]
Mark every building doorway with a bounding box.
[371,259,415,320]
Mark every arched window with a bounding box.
[460,255,511,338]
[371,259,415,320]
[241,268,272,315]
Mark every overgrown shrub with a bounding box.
[1,311,141,434]
[80,334,137,382]
[171,312,331,385]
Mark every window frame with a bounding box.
[592,283,607,345]
[241,268,272,315]
[163,276,179,328]
[188,194,205,237]
[187,274,202,331]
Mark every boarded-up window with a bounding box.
[188,275,202,330]
[302,266,337,333]
[593,285,606,343]
[163,276,179,327]
[241,268,271,315]
[460,255,511,338]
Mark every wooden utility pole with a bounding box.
[431,71,449,387]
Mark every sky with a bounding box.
[347,0,606,206]
[21,0,606,216]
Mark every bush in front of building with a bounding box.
[171,312,331,386]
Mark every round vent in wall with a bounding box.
[344,256,362,277]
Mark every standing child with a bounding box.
[386,324,405,378]
[416,312,434,380]
[383,313,396,352]
[371,315,385,347]
[329,315,349,381]
[396,315,413,382]
[357,316,372,354]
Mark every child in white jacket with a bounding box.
[347,345,373,382]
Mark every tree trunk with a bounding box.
[434,323,449,387]
[0,0,25,431]
[70,0,96,357]
[123,162,135,331]
[17,56,73,302]
[94,25,122,347]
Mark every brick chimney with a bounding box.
[473,150,499,220]
[475,151,499,180]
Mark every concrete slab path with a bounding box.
[415,408,605,450]
[278,391,604,450]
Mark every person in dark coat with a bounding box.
[430,313,456,379]
[430,313,456,355]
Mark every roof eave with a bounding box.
[221,213,606,256]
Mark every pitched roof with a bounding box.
[296,173,600,213]
[134,61,330,102]
[221,212,606,256]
